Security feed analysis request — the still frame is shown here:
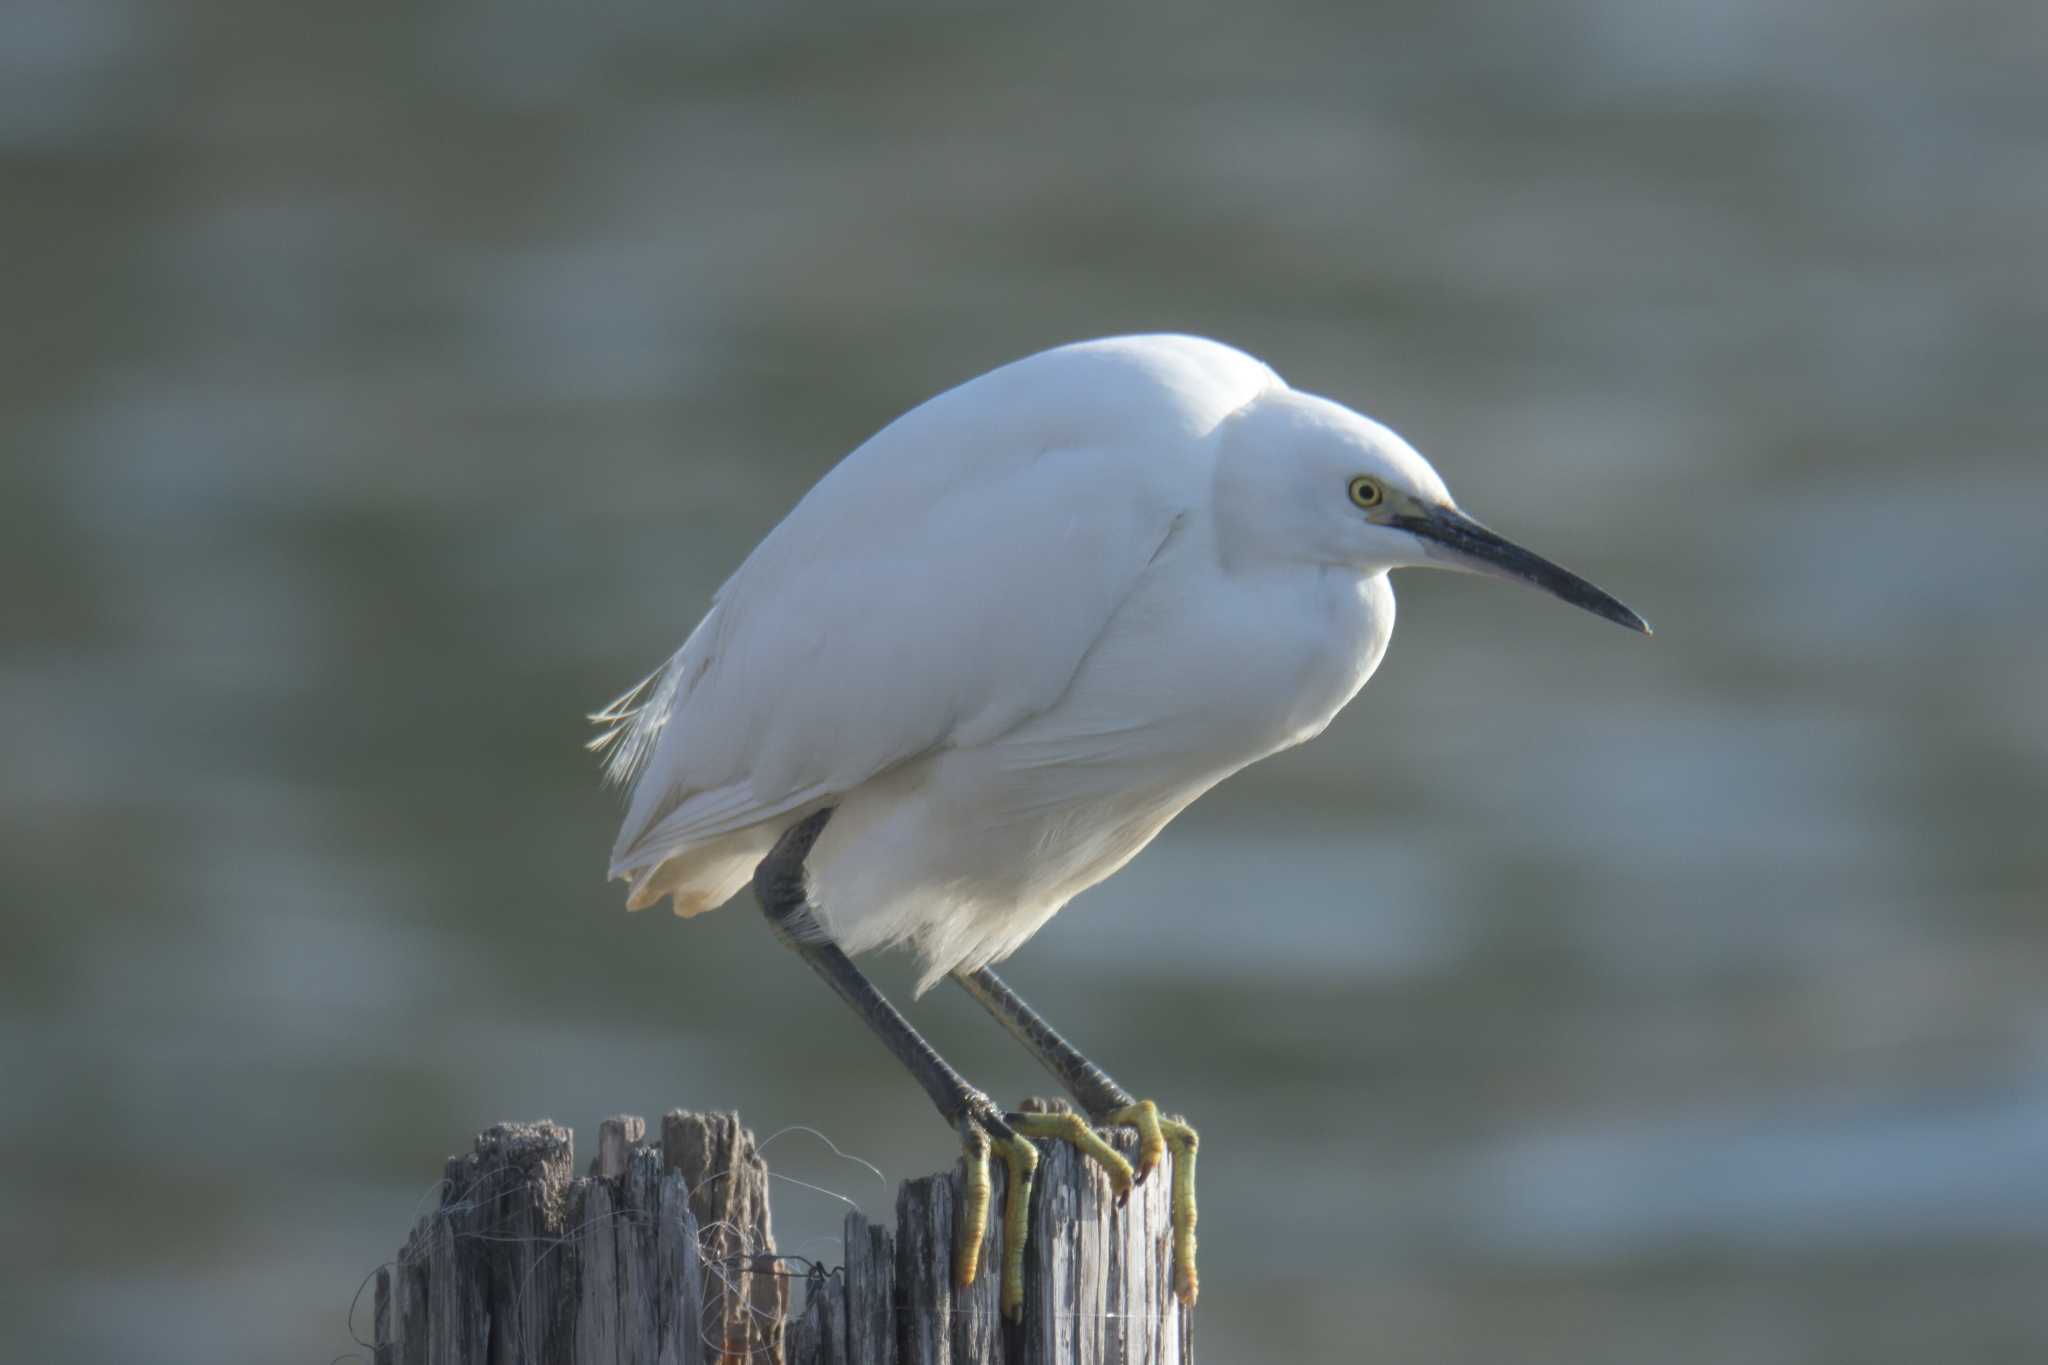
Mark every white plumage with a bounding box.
[593,334,1642,991]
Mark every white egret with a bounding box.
[591,334,1646,1317]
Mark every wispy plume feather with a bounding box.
[587,653,685,788]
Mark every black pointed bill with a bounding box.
[1390,506,1651,635]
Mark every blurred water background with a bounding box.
[4,3,2047,1362]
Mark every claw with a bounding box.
[1107,1100,1168,1186]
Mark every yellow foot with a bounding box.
[959,1103,1140,1321]
[953,1113,1041,1320]
[954,1100,1199,1319]
[1106,1100,1199,1308]
[1008,1107,1137,1202]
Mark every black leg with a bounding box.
[754,808,1047,1315]
[754,811,1197,1312]
[754,809,1010,1139]
[952,965,1134,1121]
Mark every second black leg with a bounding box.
[953,962,1202,1308]
[952,965,1135,1121]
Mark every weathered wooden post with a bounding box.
[372,1105,1192,1365]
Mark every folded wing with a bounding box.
[596,335,1280,892]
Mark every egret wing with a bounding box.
[605,445,1185,871]
[598,336,1280,878]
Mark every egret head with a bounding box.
[1217,390,1649,633]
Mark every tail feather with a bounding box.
[615,821,787,918]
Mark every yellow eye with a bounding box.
[1347,475,1384,509]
